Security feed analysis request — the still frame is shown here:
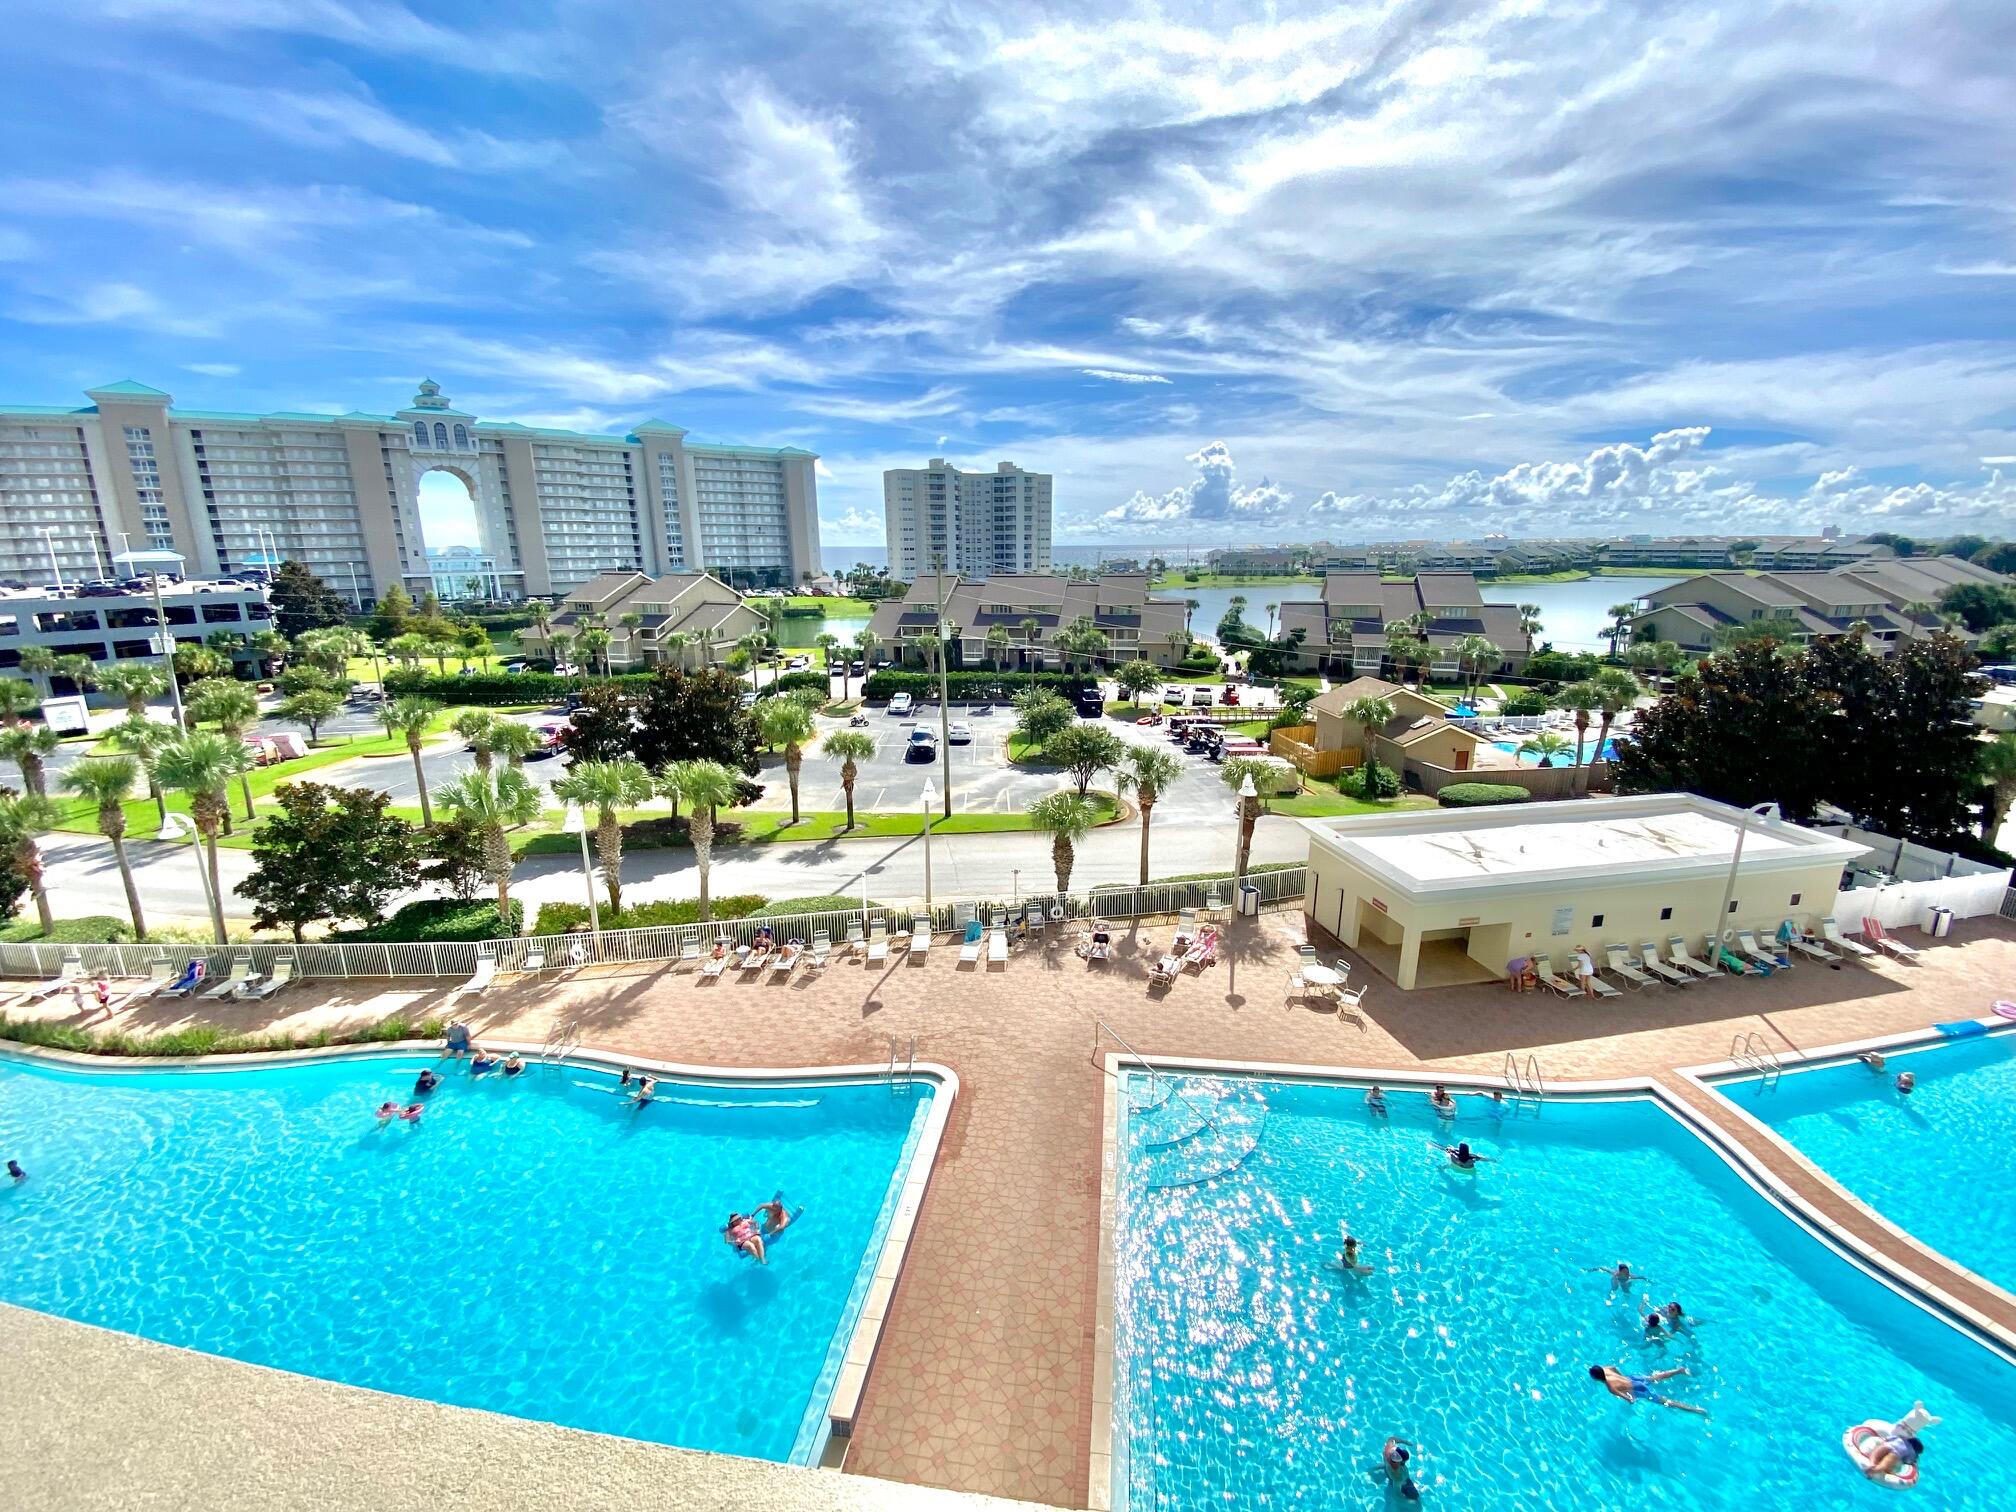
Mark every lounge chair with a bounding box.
[908,915,930,959]
[866,920,888,963]
[455,953,498,998]
[1531,953,1578,997]
[987,924,1008,966]
[121,960,176,1002]
[1147,954,1177,988]
[845,919,864,955]
[958,919,984,965]
[1666,937,1718,979]
[1778,919,1837,964]
[17,955,83,1004]
[158,959,208,998]
[769,944,800,977]
[203,955,255,1000]
[808,931,831,970]
[1735,929,1789,971]
[740,945,771,974]
[1821,917,1876,959]
[1182,927,1220,971]
[700,940,730,978]
[520,943,547,974]
[674,939,701,972]
[1604,945,1656,990]
[1637,943,1690,986]
[237,958,293,1000]
[1079,924,1113,964]
[1715,943,1763,976]
[1863,917,1922,962]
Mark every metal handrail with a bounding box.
[1094,1018,1218,1130]
[1729,1030,1782,1087]
[887,1035,917,1092]
[1502,1052,1545,1102]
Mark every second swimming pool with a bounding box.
[1113,1073,2016,1510]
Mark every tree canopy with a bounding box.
[268,561,352,638]
[236,781,421,939]
[631,667,761,775]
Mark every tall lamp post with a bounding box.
[932,558,954,818]
[920,777,938,917]
[39,527,64,590]
[1234,772,1259,888]
[150,572,187,730]
[561,803,602,940]
[1711,801,1778,967]
[158,812,224,944]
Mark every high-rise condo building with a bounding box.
[0,379,821,601]
[883,458,1051,580]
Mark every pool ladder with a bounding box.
[888,1035,917,1096]
[541,1017,581,1067]
[1503,1052,1546,1107]
[1730,1031,1783,1088]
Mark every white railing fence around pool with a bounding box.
[1816,823,2015,932]
[0,868,1311,985]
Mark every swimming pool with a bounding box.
[1713,1029,2016,1297]
[1491,737,1618,766]
[0,1050,939,1463]
[1111,1073,2016,1510]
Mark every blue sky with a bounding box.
[4,1,2016,547]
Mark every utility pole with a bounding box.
[933,555,953,819]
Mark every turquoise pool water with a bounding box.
[1114,1075,2016,1510]
[0,1052,934,1462]
[1716,1030,2016,1295]
[1491,737,1618,766]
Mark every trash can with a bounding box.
[1237,883,1261,917]
[1926,905,1953,938]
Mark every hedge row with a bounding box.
[332,898,523,942]
[862,669,1094,701]
[753,671,832,700]
[382,668,651,705]
[1436,783,1533,808]
[530,893,887,936]
[0,1013,441,1060]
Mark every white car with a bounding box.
[888,692,915,715]
[948,721,972,743]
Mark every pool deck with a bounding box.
[7,908,2016,1509]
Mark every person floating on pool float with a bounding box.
[1335,1229,1374,1276]
[1429,1085,1456,1117]
[1587,1261,1643,1292]
[1588,1363,1707,1416]
[1846,1401,1939,1487]
[413,1068,441,1097]
[1895,1071,1915,1096]
[1860,1051,1887,1074]
[1364,1085,1388,1116]
[502,1052,525,1078]
[757,1193,795,1236]
[725,1211,767,1265]
[399,1102,424,1123]
[470,1049,499,1076]
[1374,1437,1420,1500]
[1436,1141,1491,1171]
[375,1101,401,1123]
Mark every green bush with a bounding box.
[862,669,1093,701]
[1437,782,1533,808]
[1499,691,1549,716]
[1180,651,1222,671]
[529,892,885,936]
[1140,861,1302,884]
[332,897,523,943]
[0,916,132,944]
[754,671,830,700]
[1339,761,1401,799]
[382,669,652,706]
[0,1013,442,1059]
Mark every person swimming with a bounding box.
[375,1101,400,1123]
[1438,1141,1490,1170]
[502,1052,525,1078]
[1336,1230,1373,1275]
[1588,1261,1642,1291]
[413,1068,441,1096]
[1486,1089,1507,1121]
[1859,1051,1886,1074]
[1429,1084,1456,1116]
[757,1193,794,1236]
[1376,1437,1419,1501]
[399,1102,424,1123]
[8,1158,26,1182]
[619,1066,633,1087]
[725,1212,767,1265]
[1365,1085,1388,1115]
[631,1075,657,1106]
[1588,1364,1707,1416]
[1895,1071,1915,1096]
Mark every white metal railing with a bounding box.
[1730,1030,1783,1088]
[1503,1052,1546,1102]
[888,1035,916,1094]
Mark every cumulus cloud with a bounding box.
[1082,368,1171,384]
[182,361,240,376]
[1102,440,1292,527]
[823,506,883,536]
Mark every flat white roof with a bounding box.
[1303,794,1867,902]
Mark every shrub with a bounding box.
[0,916,132,944]
[1339,762,1401,799]
[1142,861,1302,884]
[1437,782,1533,808]
[1499,691,1549,716]
[332,897,523,943]
[862,669,1094,701]
[382,669,653,706]
[753,671,831,700]
[529,892,885,936]
[0,1012,442,1059]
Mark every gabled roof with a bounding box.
[85,379,170,399]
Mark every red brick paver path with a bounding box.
[11,912,2016,1508]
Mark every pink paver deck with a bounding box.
[8,909,2013,1508]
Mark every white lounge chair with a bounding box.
[1637,942,1690,986]
[1531,953,1578,996]
[845,919,864,955]
[1734,929,1788,971]
[675,939,701,971]
[1863,917,1922,962]
[203,955,254,1000]
[958,919,984,965]
[158,960,208,998]
[1604,945,1656,990]
[1582,959,1622,998]
[456,954,498,998]
[1666,937,1718,979]
[120,960,177,1002]
[1778,920,1837,964]
[17,955,83,1003]
[237,959,293,1000]
[700,939,730,978]
[987,925,1008,966]
[808,931,831,970]
[740,945,771,974]
[520,943,547,974]
[1821,917,1876,959]
[769,945,799,977]
[866,919,888,962]
[908,915,930,959]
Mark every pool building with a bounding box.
[1301,793,1868,988]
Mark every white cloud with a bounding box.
[1102,440,1292,527]
[814,459,834,478]
[182,361,240,376]
[10,280,216,337]
[822,507,883,537]
[1082,368,1171,384]
[793,385,963,423]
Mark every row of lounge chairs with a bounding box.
[7,952,296,1008]
[1534,916,1902,998]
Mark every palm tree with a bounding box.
[1015,616,1042,668]
[1553,680,1605,771]
[387,631,430,670]
[1517,730,1574,767]
[822,730,876,830]
[154,730,252,941]
[615,611,644,671]
[92,661,167,719]
[656,629,695,672]
[389,696,443,824]
[1344,694,1396,790]
[248,628,290,676]
[659,758,742,920]
[757,696,819,823]
[815,631,843,689]
[1453,635,1500,699]
[1517,603,1544,641]
[0,793,58,936]
[451,709,500,775]
[1605,602,1639,657]
[1054,616,1110,673]
[1977,732,2016,842]
[424,638,458,675]
[735,631,770,686]
[547,629,575,676]
[984,624,1011,669]
[1383,623,1425,685]
[489,721,542,769]
[1115,745,1184,884]
[853,625,878,672]
[111,714,172,822]
[18,646,56,699]
[0,723,60,798]
[59,756,146,939]
[55,653,94,696]
[1581,667,1641,795]
[186,677,260,822]
[0,678,35,726]
[439,767,540,927]
[577,626,613,678]
[553,758,654,912]
[527,599,552,638]
[1028,790,1101,895]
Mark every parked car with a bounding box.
[1221,686,1240,706]
[849,658,865,675]
[530,722,568,756]
[1162,685,1187,704]
[1190,688,1215,707]
[888,692,915,715]
[1075,688,1107,718]
[948,721,972,743]
[906,728,937,761]
[504,661,527,675]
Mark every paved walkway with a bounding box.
[8,910,2014,1508]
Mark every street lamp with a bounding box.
[1711,801,1779,968]
[920,778,938,916]
[151,573,187,730]
[159,812,224,944]
[561,803,602,940]
[39,527,64,590]
[1234,772,1259,887]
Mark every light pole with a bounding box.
[159,812,225,944]
[920,777,938,916]
[561,803,602,939]
[932,557,953,819]
[39,528,64,590]
[1711,801,1778,967]
[1234,772,1259,887]
[151,573,187,730]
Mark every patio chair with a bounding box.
[1665,937,1718,979]
[958,919,984,965]
[1636,943,1690,986]
[203,954,255,1000]
[866,919,888,962]
[1147,955,1176,989]
[237,958,293,1000]
[1714,942,1764,976]
[1778,919,1837,964]
[700,940,730,978]
[674,939,702,972]
[908,915,931,959]
[1821,917,1876,959]
[739,945,771,974]
[1863,917,1922,963]
[769,943,800,977]
[521,943,547,974]
[455,952,498,998]
[987,924,1008,966]
[17,954,83,1004]
[1734,929,1789,971]
[122,959,176,1001]
[1337,982,1368,1013]
[808,931,831,970]
[1531,953,1579,997]
[1604,945,1656,990]
[157,959,208,999]
[845,919,864,954]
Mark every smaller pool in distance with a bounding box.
[1714,1028,2016,1295]
[0,1053,935,1463]
[1490,738,1617,766]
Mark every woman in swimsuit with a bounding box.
[1364,1085,1388,1116]
[1439,1141,1490,1170]
[1429,1085,1456,1116]
[1336,1231,1373,1275]
[725,1212,767,1265]
[1589,1364,1706,1415]
[502,1052,525,1078]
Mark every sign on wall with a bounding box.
[1550,905,1574,936]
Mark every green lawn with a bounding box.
[1266,790,1438,818]
[780,596,876,615]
